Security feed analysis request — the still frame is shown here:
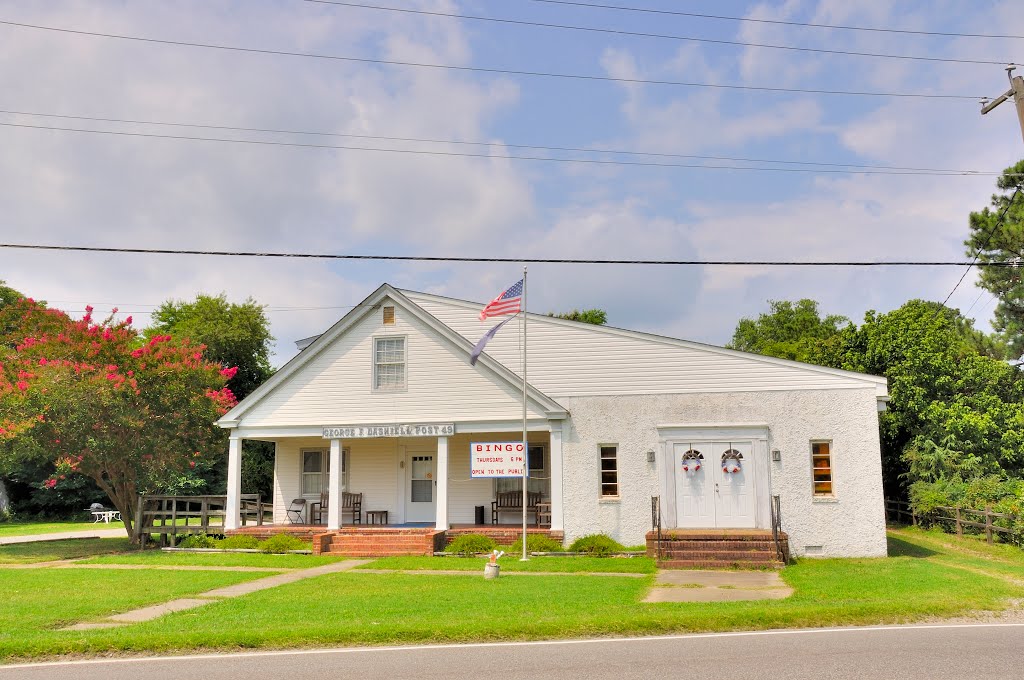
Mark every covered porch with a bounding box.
[222,420,566,539]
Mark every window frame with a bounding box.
[599,444,619,499]
[372,335,407,392]
[300,447,350,497]
[810,440,835,498]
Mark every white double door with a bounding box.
[674,441,756,529]
[404,449,436,523]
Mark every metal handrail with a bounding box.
[650,496,662,562]
[770,494,786,563]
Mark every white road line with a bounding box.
[3,622,1023,669]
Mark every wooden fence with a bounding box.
[137,494,266,547]
[885,498,1019,545]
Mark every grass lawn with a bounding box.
[362,555,657,573]
[0,568,273,661]
[1,527,1021,661]
[81,551,350,569]
[0,538,134,564]
[0,521,125,538]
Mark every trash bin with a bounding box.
[475,505,485,525]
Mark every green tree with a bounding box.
[0,299,235,541]
[727,299,849,362]
[965,159,1024,357]
[146,294,274,400]
[146,294,275,500]
[547,309,607,325]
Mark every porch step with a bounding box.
[314,529,445,557]
[658,559,784,570]
[646,529,788,570]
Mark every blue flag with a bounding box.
[470,316,515,366]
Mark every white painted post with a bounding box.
[435,435,449,530]
[549,423,564,531]
[328,439,343,530]
[225,436,242,531]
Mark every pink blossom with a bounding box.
[125,316,132,325]
[220,366,238,379]
[16,381,28,391]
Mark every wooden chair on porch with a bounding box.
[311,491,363,525]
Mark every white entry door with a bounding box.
[673,441,756,529]
[405,451,436,523]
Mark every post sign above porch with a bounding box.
[471,441,529,478]
[322,423,455,439]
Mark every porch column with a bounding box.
[225,435,242,531]
[435,435,449,530]
[327,438,343,530]
[549,423,564,531]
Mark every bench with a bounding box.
[491,491,543,524]
[310,491,362,525]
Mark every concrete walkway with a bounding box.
[0,528,127,545]
[644,569,793,603]
[63,559,370,631]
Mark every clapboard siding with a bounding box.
[240,298,547,426]
[406,292,885,397]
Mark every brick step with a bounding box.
[650,540,779,550]
[658,550,779,561]
[648,531,779,541]
[657,559,783,570]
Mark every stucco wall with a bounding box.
[559,388,887,557]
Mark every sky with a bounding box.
[1,0,1022,365]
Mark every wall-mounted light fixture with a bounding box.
[646,449,656,463]
[772,449,782,462]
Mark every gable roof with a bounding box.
[402,289,889,400]
[217,284,567,427]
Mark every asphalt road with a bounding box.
[2,624,1022,679]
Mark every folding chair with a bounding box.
[286,498,306,524]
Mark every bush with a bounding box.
[445,533,497,556]
[568,534,624,556]
[259,533,309,554]
[216,535,261,550]
[176,533,218,549]
[507,534,563,553]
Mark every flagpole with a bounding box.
[521,265,529,562]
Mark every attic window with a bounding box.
[383,305,395,325]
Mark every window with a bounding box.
[495,445,548,496]
[374,337,406,390]
[600,445,618,497]
[301,448,349,496]
[382,305,395,325]
[811,441,833,496]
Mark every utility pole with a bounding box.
[981,65,1024,144]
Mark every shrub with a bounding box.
[445,533,497,556]
[176,533,218,549]
[216,535,261,550]
[569,534,624,556]
[259,533,309,554]
[507,534,563,553]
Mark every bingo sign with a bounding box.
[470,442,529,478]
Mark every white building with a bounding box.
[218,284,889,558]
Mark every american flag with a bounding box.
[479,279,523,320]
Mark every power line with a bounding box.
[3,121,1008,177]
[940,186,1022,306]
[521,0,1024,40]
[0,19,983,100]
[2,242,1020,267]
[304,1,1012,66]
[0,108,1007,176]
